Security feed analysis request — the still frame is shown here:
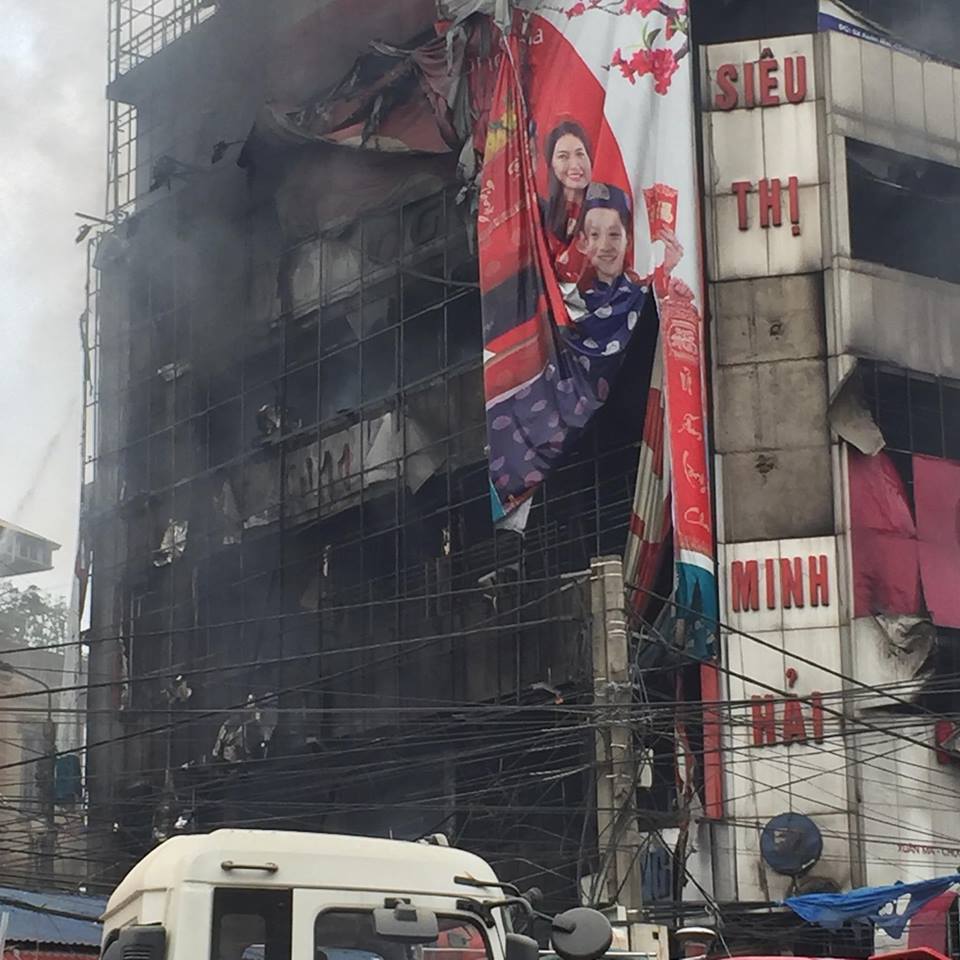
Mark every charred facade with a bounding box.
[84,0,666,900]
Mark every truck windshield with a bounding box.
[314,911,490,960]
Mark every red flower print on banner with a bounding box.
[650,47,679,92]
[611,46,679,93]
[611,48,633,81]
[556,0,689,94]
[624,0,661,13]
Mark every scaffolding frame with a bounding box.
[108,0,217,81]
[106,0,217,216]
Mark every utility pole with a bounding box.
[589,556,644,913]
[39,715,57,883]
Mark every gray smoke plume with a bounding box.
[0,1,105,597]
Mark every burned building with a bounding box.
[84,0,672,904]
[82,0,960,953]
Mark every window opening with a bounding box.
[314,911,490,960]
[212,887,292,960]
[847,138,960,285]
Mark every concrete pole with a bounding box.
[590,556,644,912]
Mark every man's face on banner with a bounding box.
[579,207,628,283]
[551,133,591,195]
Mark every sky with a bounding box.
[0,1,105,600]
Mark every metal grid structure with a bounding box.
[95,182,645,715]
[84,161,652,883]
[87,0,664,893]
[109,0,217,81]
[81,243,101,508]
[106,100,138,218]
[106,0,217,216]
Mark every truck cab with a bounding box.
[99,829,611,960]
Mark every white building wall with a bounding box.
[703,23,960,915]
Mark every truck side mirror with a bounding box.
[550,908,612,960]
[103,925,166,960]
[506,933,540,960]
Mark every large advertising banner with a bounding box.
[476,0,716,651]
[243,0,717,651]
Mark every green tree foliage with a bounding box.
[0,583,68,648]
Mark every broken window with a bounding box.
[320,346,360,422]
[403,389,447,496]
[154,518,189,568]
[362,330,398,404]
[447,367,486,470]
[847,138,960,286]
[174,417,201,475]
[286,362,319,431]
[242,381,283,450]
[403,308,444,385]
[403,258,446,317]
[284,320,319,371]
[208,356,243,406]
[363,209,401,275]
[403,192,445,252]
[323,221,362,303]
[321,294,360,353]
[149,429,175,490]
[861,361,958,461]
[361,276,400,337]
[278,239,320,318]
[446,290,482,368]
[851,360,960,628]
[209,400,242,467]
[243,341,281,391]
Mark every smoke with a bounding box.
[843,0,957,59]
[0,1,105,597]
[894,5,955,60]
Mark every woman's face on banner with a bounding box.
[580,207,628,283]
[551,133,591,196]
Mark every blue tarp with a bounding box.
[0,886,106,946]
[785,874,960,938]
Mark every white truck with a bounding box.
[99,829,614,960]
